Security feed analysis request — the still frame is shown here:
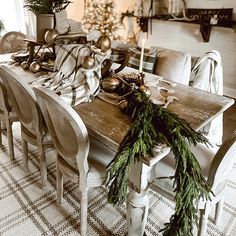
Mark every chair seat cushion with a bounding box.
[21,124,53,146]
[58,137,115,184]
[88,138,115,181]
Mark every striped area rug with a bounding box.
[0,123,236,236]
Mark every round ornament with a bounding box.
[101,77,120,92]
[139,85,151,97]
[96,35,111,52]
[118,99,128,111]
[21,61,30,70]
[29,61,41,73]
[82,55,95,69]
[44,29,59,45]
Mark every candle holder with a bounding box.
[137,72,151,97]
[138,72,145,86]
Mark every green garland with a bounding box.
[106,88,211,236]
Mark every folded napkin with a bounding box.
[97,91,121,105]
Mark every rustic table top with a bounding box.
[75,82,234,152]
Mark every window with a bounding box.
[0,0,26,35]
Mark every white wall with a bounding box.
[66,0,85,21]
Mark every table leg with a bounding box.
[127,189,149,235]
[127,161,155,235]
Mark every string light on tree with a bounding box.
[83,0,122,39]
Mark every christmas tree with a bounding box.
[83,0,121,39]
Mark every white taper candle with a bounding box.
[139,38,146,73]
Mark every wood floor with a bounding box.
[223,98,236,142]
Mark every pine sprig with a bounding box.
[24,0,71,14]
[106,88,211,235]
[106,91,158,204]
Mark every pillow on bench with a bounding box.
[127,46,157,74]
[149,46,191,85]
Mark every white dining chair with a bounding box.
[190,50,224,147]
[151,130,236,236]
[0,31,27,54]
[0,77,19,159]
[33,86,115,236]
[0,65,54,188]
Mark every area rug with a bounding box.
[0,123,236,236]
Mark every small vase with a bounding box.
[36,14,55,43]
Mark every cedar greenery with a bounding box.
[106,88,211,236]
[24,0,72,15]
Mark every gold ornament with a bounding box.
[139,85,151,97]
[82,55,95,69]
[101,76,120,92]
[21,61,30,70]
[44,29,59,45]
[118,99,128,111]
[96,35,111,52]
[29,61,41,73]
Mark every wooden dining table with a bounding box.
[1,54,235,235]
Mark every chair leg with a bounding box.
[198,203,211,236]
[1,120,6,129]
[38,145,47,189]
[215,198,224,225]
[22,138,29,172]
[0,120,2,145]
[56,166,63,205]
[80,189,88,236]
[6,119,15,160]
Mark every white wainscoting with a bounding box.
[145,20,236,98]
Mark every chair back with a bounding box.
[33,86,89,173]
[207,130,236,194]
[190,50,224,146]
[0,31,27,54]
[0,65,44,136]
[0,78,11,113]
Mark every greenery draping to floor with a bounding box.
[106,88,211,236]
